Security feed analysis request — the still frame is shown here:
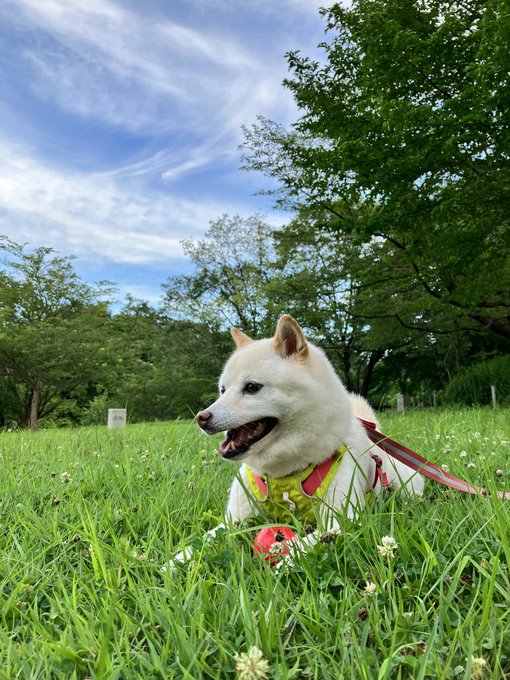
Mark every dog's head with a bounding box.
[196,315,350,473]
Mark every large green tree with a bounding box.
[0,237,118,429]
[162,214,278,337]
[110,299,229,421]
[268,211,429,395]
[242,0,510,339]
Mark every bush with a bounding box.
[443,356,510,406]
[80,392,113,426]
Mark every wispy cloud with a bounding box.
[0,0,309,196]
[0,0,326,299]
[3,0,285,139]
[0,141,255,265]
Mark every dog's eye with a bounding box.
[220,386,226,394]
[244,382,262,395]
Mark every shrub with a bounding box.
[80,392,113,426]
[443,356,510,406]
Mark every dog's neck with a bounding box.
[246,449,338,479]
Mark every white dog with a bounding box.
[183,315,423,561]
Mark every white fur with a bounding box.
[173,316,423,565]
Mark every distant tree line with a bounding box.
[163,213,510,410]
[0,237,230,429]
[1,211,508,430]
[1,0,508,428]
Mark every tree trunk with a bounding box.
[30,383,39,431]
[359,350,384,398]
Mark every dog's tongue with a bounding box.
[220,429,246,455]
[220,421,264,455]
[219,436,237,455]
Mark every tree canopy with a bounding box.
[0,238,231,428]
[242,0,510,339]
[2,1,510,426]
[162,214,278,337]
[0,238,117,429]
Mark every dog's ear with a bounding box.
[230,327,252,348]
[273,315,309,360]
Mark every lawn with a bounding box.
[0,408,508,679]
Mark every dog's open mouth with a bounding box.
[220,417,278,459]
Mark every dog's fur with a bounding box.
[191,315,423,557]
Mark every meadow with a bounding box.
[0,408,508,679]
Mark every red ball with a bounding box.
[253,526,298,567]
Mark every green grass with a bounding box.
[0,408,509,679]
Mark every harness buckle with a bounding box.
[371,453,390,489]
[282,491,297,512]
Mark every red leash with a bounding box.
[359,418,510,501]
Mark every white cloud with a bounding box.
[0,142,257,265]
[0,0,320,301]
[0,0,310,202]
[3,0,289,138]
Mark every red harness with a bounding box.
[370,453,390,489]
[250,448,390,499]
[249,453,339,498]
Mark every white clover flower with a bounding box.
[60,471,71,484]
[470,656,487,679]
[441,464,450,471]
[377,536,398,558]
[466,462,476,469]
[268,542,285,557]
[235,646,269,680]
[363,581,377,597]
[459,451,468,458]
[495,469,504,477]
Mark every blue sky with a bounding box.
[0,0,334,306]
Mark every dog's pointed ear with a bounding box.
[273,315,309,360]
[230,327,253,348]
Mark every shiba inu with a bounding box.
[182,315,423,561]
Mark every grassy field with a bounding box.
[0,408,508,679]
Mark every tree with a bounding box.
[162,214,278,337]
[268,210,431,395]
[110,299,230,421]
[242,0,510,339]
[0,237,118,429]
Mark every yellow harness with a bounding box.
[245,446,346,524]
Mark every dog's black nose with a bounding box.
[196,410,212,429]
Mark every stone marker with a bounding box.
[107,408,127,428]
